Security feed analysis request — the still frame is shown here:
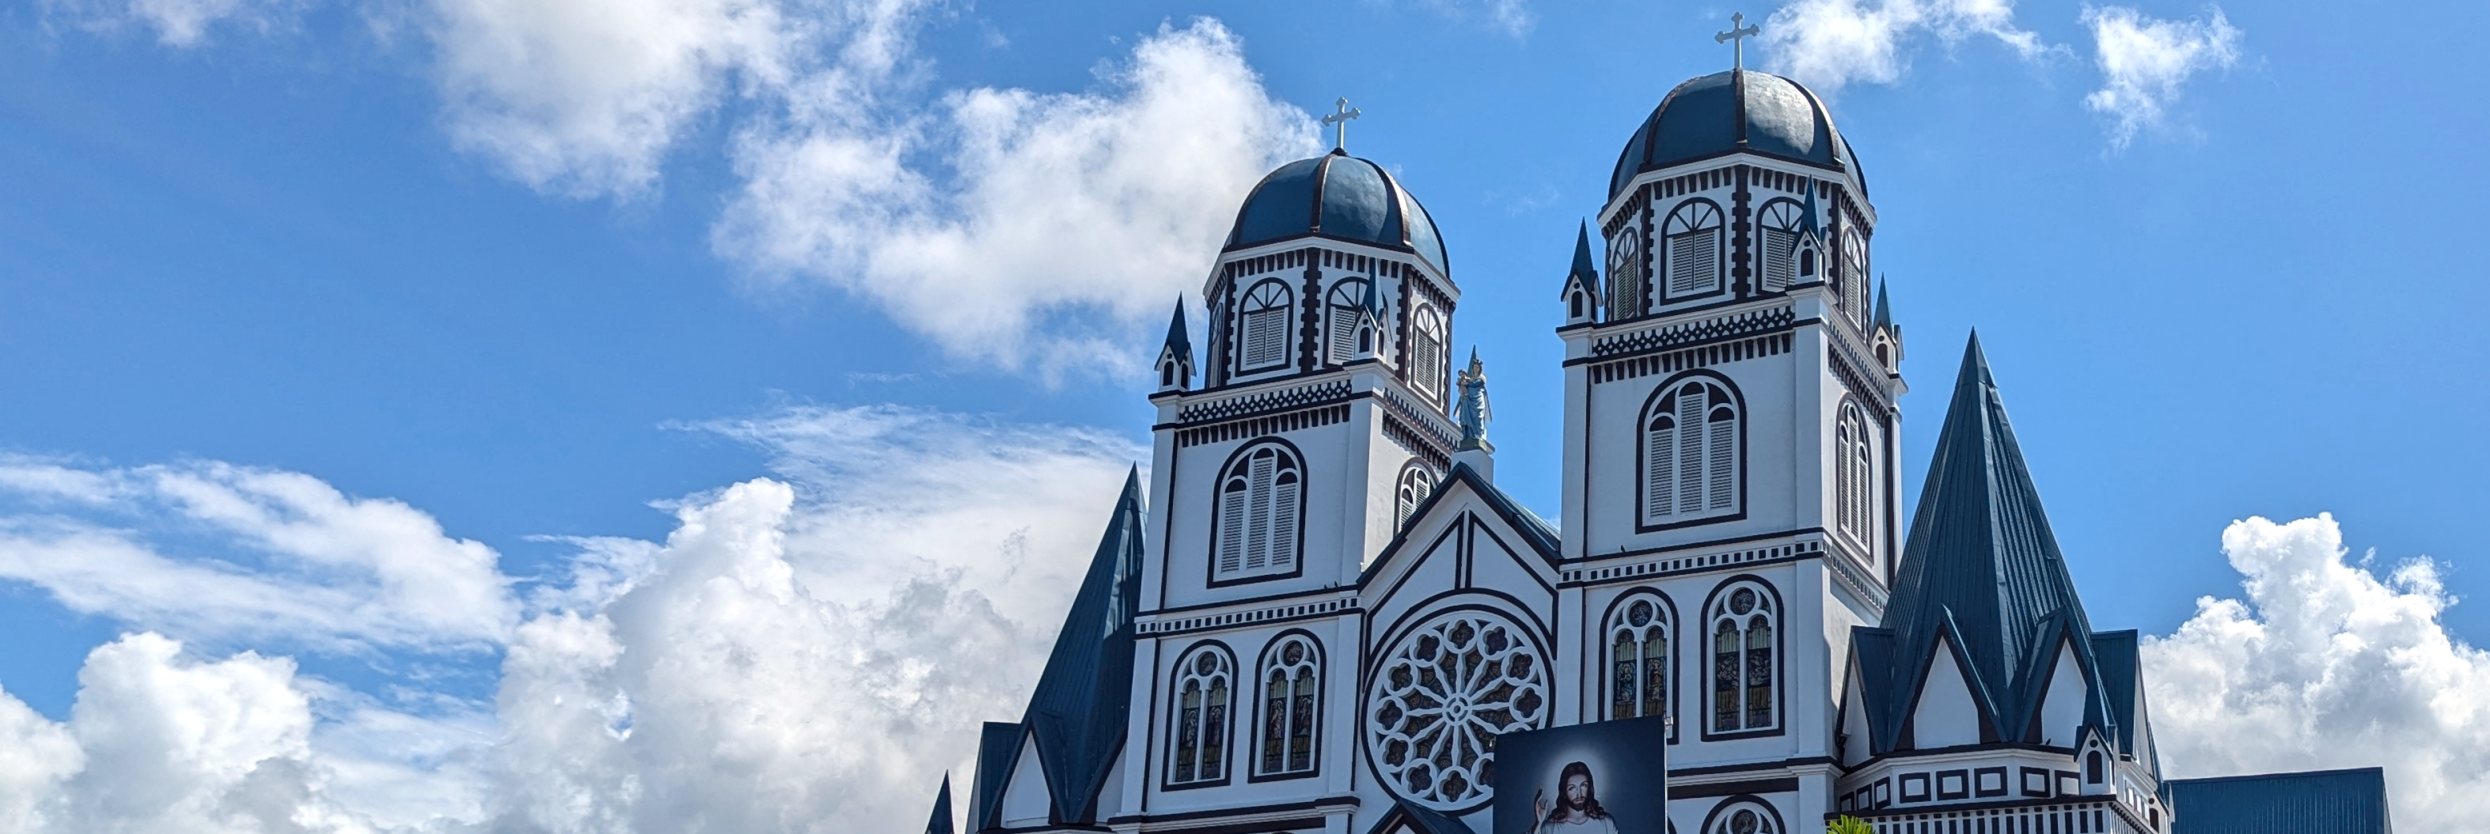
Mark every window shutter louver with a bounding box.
[1246,456,1274,570]
[1678,391,1706,515]
[1271,473,1299,570]
[1708,411,1735,510]
[1763,228,1795,292]
[1219,485,1246,574]
[1327,307,1357,365]
[1647,420,1675,519]
[1669,230,1718,295]
[1245,309,1285,369]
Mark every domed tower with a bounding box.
[1553,65,1908,828]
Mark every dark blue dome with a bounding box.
[1226,150,1448,275]
[1609,70,1861,199]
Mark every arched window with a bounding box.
[1569,291,1585,320]
[1757,201,1805,293]
[1394,464,1435,533]
[1839,227,1868,326]
[1240,280,1294,372]
[1257,634,1322,777]
[1662,201,1724,299]
[1642,379,1741,525]
[1708,801,1781,834]
[1325,280,1367,366]
[1214,443,1303,581]
[1606,593,1671,724]
[1836,404,1872,550]
[1709,582,1777,733]
[2086,751,2105,784]
[1409,306,1445,397]
[1609,228,1644,319]
[1170,645,1234,785]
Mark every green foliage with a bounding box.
[1826,815,1874,834]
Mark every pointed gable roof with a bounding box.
[924,774,956,834]
[970,471,1146,828]
[1873,279,1892,333]
[1160,301,1192,361]
[1860,334,2111,752]
[1566,221,1599,290]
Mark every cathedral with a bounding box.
[923,60,2393,834]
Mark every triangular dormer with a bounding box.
[1154,301,1194,393]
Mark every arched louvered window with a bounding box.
[1325,280,1367,367]
[1709,582,1777,733]
[1608,228,1644,319]
[1662,201,1724,299]
[1240,280,1294,372]
[1757,200,1806,293]
[1170,645,1234,785]
[1214,443,1303,581]
[2086,751,2106,784]
[1257,634,1322,777]
[1409,306,1445,397]
[1606,593,1671,725]
[1394,464,1435,533]
[1710,801,1781,834]
[1836,404,1873,550]
[1641,379,1741,526]
[1840,227,1869,326]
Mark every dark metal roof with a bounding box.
[1853,335,2115,754]
[967,722,1019,831]
[1568,221,1598,286]
[1226,150,1450,275]
[2167,768,2393,834]
[1608,69,1861,200]
[1362,461,1559,588]
[969,470,1147,829]
[923,774,956,834]
[1364,799,1477,834]
[1161,301,1192,362]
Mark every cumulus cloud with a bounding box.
[715,19,1316,377]
[2145,514,2490,831]
[0,460,515,654]
[2080,5,2243,147]
[0,405,1138,832]
[1762,0,2049,93]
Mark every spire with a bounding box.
[1157,300,1194,391]
[1361,269,1386,322]
[1873,278,1892,333]
[1162,300,1191,357]
[924,774,956,834]
[1873,334,2100,749]
[1569,221,1599,286]
[1009,469,1145,823]
[1800,179,1823,237]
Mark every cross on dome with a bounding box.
[1322,98,1362,152]
[1715,12,1760,71]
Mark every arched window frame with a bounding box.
[1394,462,1436,534]
[1166,642,1237,789]
[1839,227,1869,327]
[1701,797,1786,834]
[1408,305,1446,398]
[1602,590,1676,737]
[1608,226,1644,319]
[1209,440,1306,586]
[1661,199,1726,301]
[1324,279,1369,367]
[1252,631,1324,781]
[1238,279,1296,373]
[1636,373,1745,531]
[1835,401,1874,555]
[1704,578,1781,738]
[1755,199,1806,294]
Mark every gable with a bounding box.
[998,733,1051,827]
[2036,639,2087,747]
[1911,635,1982,750]
[1359,464,1559,636]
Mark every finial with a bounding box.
[1322,98,1363,153]
[1715,12,1760,71]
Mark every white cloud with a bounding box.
[2144,514,2490,831]
[1397,0,1536,36]
[715,18,1316,377]
[2081,5,2242,147]
[1763,0,2049,93]
[0,462,515,654]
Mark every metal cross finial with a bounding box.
[1322,98,1362,152]
[1716,12,1761,71]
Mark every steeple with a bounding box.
[1560,221,1601,325]
[1873,279,1892,333]
[1865,335,2104,751]
[924,774,955,834]
[1569,222,1599,286]
[1155,301,1194,392]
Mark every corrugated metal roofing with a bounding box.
[1855,335,2116,754]
[2167,768,2392,834]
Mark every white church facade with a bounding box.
[922,62,2391,834]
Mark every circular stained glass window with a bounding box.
[1365,609,1550,810]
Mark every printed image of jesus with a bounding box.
[1530,761,1619,834]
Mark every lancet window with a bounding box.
[1257,635,1322,778]
[1757,200,1806,293]
[1606,593,1672,725]
[1836,403,1874,551]
[1641,379,1741,526]
[1709,582,1777,733]
[1325,280,1367,367]
[1609,228,1644,319]
[1170,645,1234,786]
[1214,443,1303,581]
[1663,200,1724,299]
[1840,227,1869,325]
[1394,464,1435,533]
[1240,280,1295,372]
[1409,307,1445,397]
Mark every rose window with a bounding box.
[1366,610,1549,810]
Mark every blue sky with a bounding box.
[3,0,2488,830]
